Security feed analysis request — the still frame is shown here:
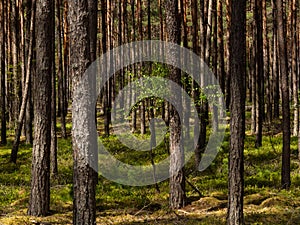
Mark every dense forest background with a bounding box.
[0,0,300,224]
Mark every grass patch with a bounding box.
[1,119,300,224]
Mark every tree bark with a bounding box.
[276,0,291,189]
[165,0,186,209]
[69,0,98,223]
[290,0,298,137]
[56,0,67,139]
[28,0,53,216]
[227,0,246,224]
[63,0,69,123]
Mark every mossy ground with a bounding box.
[1,118,300,224]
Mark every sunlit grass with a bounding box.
[1,118,300,224]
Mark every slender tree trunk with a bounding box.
[103,0,111,137]
[198,0,209,170]
[191,0,201,168]
[50,14,57,175]
[11,0,21,129]
[250,28,257,135]
[227,0,246,224]
[63,0,69,121]
[276,0,291,189]
[57,0,67,139]
[28,0,53,216]
[130,0,137,132]
[0,0,7,145]
[137,0,146,135]
[10,0,35,163]
[212,0,218,132]
[225,0,231,110]
[263,0,272,122]
[272,0,280,119]
[217,0,225,95]
[255,0,263,148]
[290,0,298,137]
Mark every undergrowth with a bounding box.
[0,121,300,225]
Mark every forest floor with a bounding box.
[1,116,300,224]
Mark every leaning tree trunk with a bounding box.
[28,0,53,216]
[10,0,35,163]
[227,0,246,224]
[69,0,98,224]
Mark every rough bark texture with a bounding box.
[227,0,246,224]
[276,0,291,189]
[69,0,98,224]
[165,0,186,209]
[28,0,53,216]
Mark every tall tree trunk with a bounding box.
[290,0,298,137]
[63,0,69,122]
[272,0,280,119]
[191,0,201,168]
[28,0,53,216]
[10,0,35,163]
[88,0,97,63]
[225,0,231,110]
[137,0,146,135]
[263,0,271,122]
[0,0,7,145]
[276,0,291,189]
[227,0,246,224]
[130,0,137,132]
[212,0,218,132]
[217,0,225,95]
[69,0,98,223]
[165,0,186,209]
[250,22,257,135]
[51,12,57,175]
[57,0,67,139]
[103,0,111,136]
[255,0,263,148]
[11,0,21,129]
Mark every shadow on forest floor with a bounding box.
[1,119,300,224]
